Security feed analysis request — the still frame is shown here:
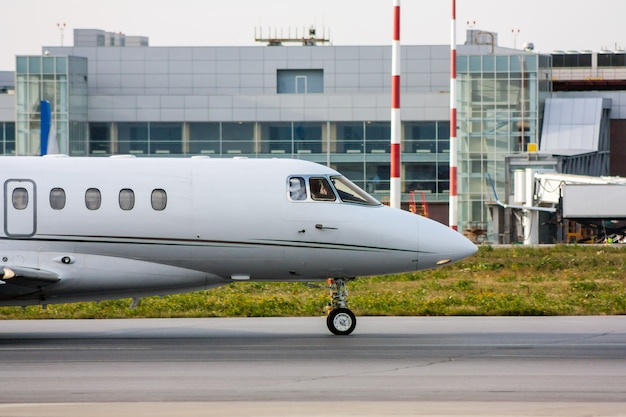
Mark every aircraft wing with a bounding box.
[0,266,60,287]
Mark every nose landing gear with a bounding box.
[325,278,356,336]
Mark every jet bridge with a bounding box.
[492,171,626,244]
[539,173,626,238]
[560,184,626,219]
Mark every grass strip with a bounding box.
[1,245,625,319]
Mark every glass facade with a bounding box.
[15,56,87,155]
[88,122,111,154]
[117,122,149,155]
[189,122,220,155]
[260,122,323,154]
[277,70,324,94]
[457,53,552,231]
[403,121,450,196]
[0,122,15,155]
[222,122,255,155]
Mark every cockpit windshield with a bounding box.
[288,175,381,206]
[330,176,381,206]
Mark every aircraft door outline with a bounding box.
[4,179,37,238]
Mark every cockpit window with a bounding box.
[288,177,307,201]
[331,176,381,206]
[288,175,380,205]
[309,177,336,202]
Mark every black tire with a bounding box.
[326,308,357,336]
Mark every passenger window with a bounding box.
[288,177,307,201]
[49,188,66,210]
[151,189,167,211]
[12,188,28,210]
[85,188,101,210]
[309,178,336,202]
[119,189,135,210]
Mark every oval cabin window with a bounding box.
[85,188,101,210]
[12,187,29,210]
[151,189,167,211]
[119,189,135,210]
[49,188,66,210]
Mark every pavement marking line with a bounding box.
[0,402,626,417]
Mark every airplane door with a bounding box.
[4,179,37,238]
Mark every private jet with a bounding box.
[0,155,477,335]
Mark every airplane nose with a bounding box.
[441,228,478,264]
[416,216,478,269]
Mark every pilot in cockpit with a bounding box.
[310,178,336,201]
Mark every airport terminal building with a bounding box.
[1,28,625,240]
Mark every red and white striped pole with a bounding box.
[449,0,458,230]
[390,0,401,209]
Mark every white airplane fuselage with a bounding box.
[0,155,477,310]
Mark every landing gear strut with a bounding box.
[325,278,356,336]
